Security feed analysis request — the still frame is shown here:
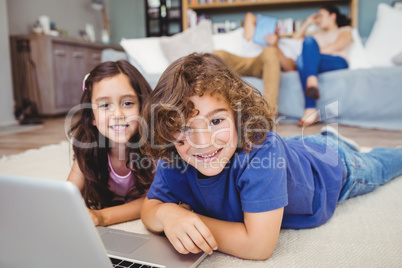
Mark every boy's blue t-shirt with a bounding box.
[147,132,346,229]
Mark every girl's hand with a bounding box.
[160,204,218,255]
[88,208,105,226]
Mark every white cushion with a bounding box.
[240,38,265,58]
[120,37,169,75]
[365,3,402,67]
[392,51,402,65]
[348,28,372,69]
[212,27,244,55]
[277,38,302,61]
[159,20,214,63]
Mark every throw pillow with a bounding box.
[348,28,372,70]
[277,37,303,61]
[160,20,214,63]
[212,27,244,56]
[364,3,402,67]
[120,37,170,75]
[392,51,402,65]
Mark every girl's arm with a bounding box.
[89,197,145,226]
[141,197,284,260]
[67,159,85,191]
[68,159,144,226]
[320,30,353,54]
[293,13,317,39]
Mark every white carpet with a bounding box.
[1,141,401,267]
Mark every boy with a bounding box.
[140,53,402,260]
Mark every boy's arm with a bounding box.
[141,197,284,260]
[141,198,218,255]
[199,208,283,260]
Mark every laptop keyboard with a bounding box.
[109,257,159,268]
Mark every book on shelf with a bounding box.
[187,9,198,28]
[189,0,228,4]
[253,14,277,46]
[277,18,294,36]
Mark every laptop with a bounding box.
[0,174,207,268]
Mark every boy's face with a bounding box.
[173,93,238,177]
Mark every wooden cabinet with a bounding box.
[182,0,359,30]
[9,35,123,115]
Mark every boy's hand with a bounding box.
[160,204,218,255]
[178,202,192,211]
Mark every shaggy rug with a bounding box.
[0,141,401,267]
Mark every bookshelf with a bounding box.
[182,0,359,31]
[145,0,183,37]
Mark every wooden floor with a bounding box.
[0,116,401,157]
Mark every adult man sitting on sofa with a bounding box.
[213,12,297,113]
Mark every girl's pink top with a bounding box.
[108,155,136,202]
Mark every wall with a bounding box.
[109,0,145,44]
[358,0,394,37]
[4,0,108,127]
[7,0,104,41]
[0,0,17,127]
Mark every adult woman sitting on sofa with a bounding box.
[294,5,353,126]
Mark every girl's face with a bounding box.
[173,93,238,177]
[315,9,336,30]
[91,73,140,145]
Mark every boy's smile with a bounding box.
[194,148,223,162]
[173,93,238,176]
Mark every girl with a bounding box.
[139,53,402,260]
[67,60,154,227]
[293,5,354,126]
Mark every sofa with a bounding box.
[109,3,402,131]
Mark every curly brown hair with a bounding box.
[140,53,275,160]
[68,60,155,209]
